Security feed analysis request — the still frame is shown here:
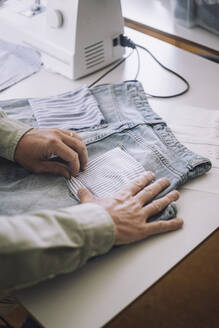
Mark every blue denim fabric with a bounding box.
[0,81,211,221]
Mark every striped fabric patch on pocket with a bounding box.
[29,86,105,130]
[67,147,145,200]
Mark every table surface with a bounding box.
[0,24,219,328]
[105,229,219,328]
[121,0,219,52]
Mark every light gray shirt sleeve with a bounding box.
[0,108,115,292]
[0,203,115,292]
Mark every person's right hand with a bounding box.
[78,172,183,245]
[15,128,88,179]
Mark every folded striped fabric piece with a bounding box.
[67,147,146,201]
[29,86,105,130]
[0,39,41,92]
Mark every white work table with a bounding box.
[121,0,219,52]
[0,27,219,328]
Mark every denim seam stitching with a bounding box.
[153,125,211,169]
[110,86,123,123]
[84,122,145,145]
[127,131,184,178]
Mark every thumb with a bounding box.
[78,188,95,203]
[39,161,71,179]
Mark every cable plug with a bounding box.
[119,35,136,49]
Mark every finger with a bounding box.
[61,134,88,171]
[136,177,170,205]
[120,171,155,196]
[78,187,96,203]
[36,161,71,179]
[61,129,83,141]
[145,218,184,236]
[53,140,80,176]
[143,190,180,218]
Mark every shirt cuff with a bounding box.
[0,110,32,162]
[66,203,115,261]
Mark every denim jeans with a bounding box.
[0,81,211,221]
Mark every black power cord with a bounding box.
[135,42,190,98]
[89,34,190,98]
[134,46,141,80]
[88,48,135,88]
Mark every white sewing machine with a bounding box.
[0,0,125,79]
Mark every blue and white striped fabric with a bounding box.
[29,86,105,130]
[67,147,146,201]
[0,39,41,92]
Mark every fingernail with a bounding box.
[77,188,84,197]
[77,189,82,196]
[161,177,170,185]
[178,218,184,226]
[71,169,79,177]
[81,164,87,171]
[145,171,155,178]
[172,190,180,198]
[149,171,155,178]
[65,172,71,179]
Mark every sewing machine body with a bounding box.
[0,0,125,79]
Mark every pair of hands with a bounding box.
[15,128,183,245]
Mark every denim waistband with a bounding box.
[79,81,211,182]
[91,81,163,124]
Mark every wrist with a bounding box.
[14,128,34,163]
[0,111,32,162]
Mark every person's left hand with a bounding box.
[14,128,88,178]
[78,172,183,245]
